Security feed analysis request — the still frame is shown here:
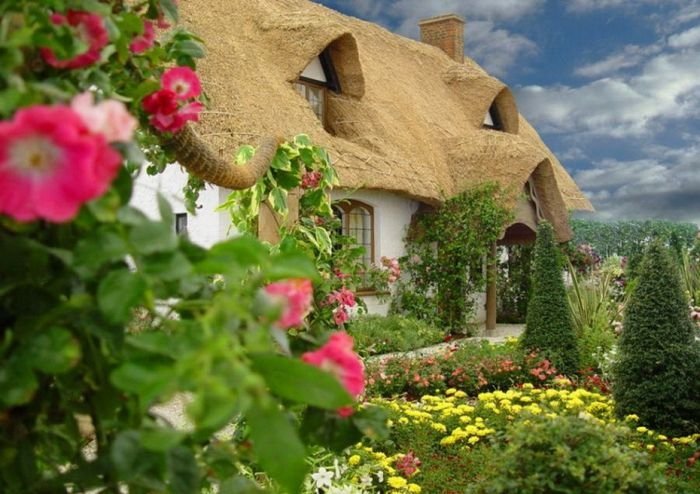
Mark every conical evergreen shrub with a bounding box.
[613,242,700,436]
[521,221,579,374]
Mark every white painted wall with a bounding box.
[331,189,420,316]
[130,164,233,248]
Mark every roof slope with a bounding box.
[179,0,593,215]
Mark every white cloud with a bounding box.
[325,0,544,76]
[575,44,662,78]
[517,49,700,137]
[668,25,700,48]
[567,0,676,13]
[576,148,700,223]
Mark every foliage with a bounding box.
[363,339,589,398]
[521,222,579,374]
[392,183,513,334]
[467,414,668,494]
[613,242,700,436]
[0,2,388,492]
[346,315,444,357]
[496,244,533,324]
[218,136,395,332]
[570,219,698,258]
[680,248,700,305]
[361,386,698,494]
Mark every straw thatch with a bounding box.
[175,0,593,240]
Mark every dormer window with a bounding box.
[483,104,504,131]
[294,48,341,128]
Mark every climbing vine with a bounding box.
[391,183,513,334]
[219,135,395,332]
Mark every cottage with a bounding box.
[132,0,592,326]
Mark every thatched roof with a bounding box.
[178,0,593,238]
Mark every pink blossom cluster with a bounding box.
[142,67,204,133]
[325,287,357,326]
[263,278,314,329]
[129,20,157,54]
[41,11,109,69]
[302,331,365,416]
[381,256,401,283]
[0,94,136,222]
[395,451,421,477]
[301,170,322,189]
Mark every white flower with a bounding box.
[311,467,334,490]
[375,470,384,483]
[359,474,374,487]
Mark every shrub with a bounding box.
[613,242,700,436]
[467,415,668,494]
[521,222,579,374]
[346,315,444,356]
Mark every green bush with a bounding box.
[467,415,668,494]
[346,315,444,356]
[521,222,579,374]
[613,242,700,436]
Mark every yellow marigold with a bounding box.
[624,414,639,422]
[459,415,472,423]
[408,483,422,493]
[348,455,361,466]
[398,417,409,425]
[657,434,668,441]
[431,422,447,433]
[468,436,480,444]
[454,390,467,398]
[522,383,534,390]
[636,426,649,433]
[440,435,457,446]
[388,476,408,489]
[445,388,457,395]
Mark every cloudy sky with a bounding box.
[315,0,700,225]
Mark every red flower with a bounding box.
[302,332,365,416]
[301,170,322,189]
[162,67,202,100]
[263,278,313,329]
[129,20,156,54]
[41,11,108,69]
[0,105,121,222]
[333,307,349,326]
[396,452,422,477]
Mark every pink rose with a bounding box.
[129,20,156,54]
[162,67,202,100]
[71,92,137,143]
[264,278,313,329]
[333,307,349,326]
[0,105,122,222]
[337,287,356,308]
[302,332,365,415]
[41,11,108,69]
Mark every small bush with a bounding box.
[468,415,668,494]
[521,222,579,374]
[346,315,444,356]
[613,242,700,436]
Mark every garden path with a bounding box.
[367,323,524,362]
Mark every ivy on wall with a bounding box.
[391,183,513,334]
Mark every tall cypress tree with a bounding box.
[613,242,700,435]
[521,221,579,374]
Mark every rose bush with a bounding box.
[0,1,385,492]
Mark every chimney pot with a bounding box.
[418,14,465,63]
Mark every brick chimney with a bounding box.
[418,14,465,63]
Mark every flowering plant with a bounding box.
[0,1,386,492]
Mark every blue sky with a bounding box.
[315,0,700,224]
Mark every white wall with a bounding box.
[130,164,233,248]
[331,189,420,316]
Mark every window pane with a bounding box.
[347,206,372,265]
[294,82,324,122]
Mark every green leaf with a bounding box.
[268,188,288,213]
[74,229,129,277]
[167,446,199,494]
[250,353,351,409]
[172,39,205,59]
[293,134,312,147]
[140,428,186,452]
[299,407,362,453]
[236,145,256,165]
[274,170,301,190]
[265,252,319,282]
[0,358,37,407]
[110,361,174,406]
[25,328,81,374]
[98,270,147,324]
[161,0,180,22]
[351,405,390,441]
[246,402,307,494]
[196,236,268,275]
[220,477,265,494]
[130,220,178,255]
[270,150,292,171]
